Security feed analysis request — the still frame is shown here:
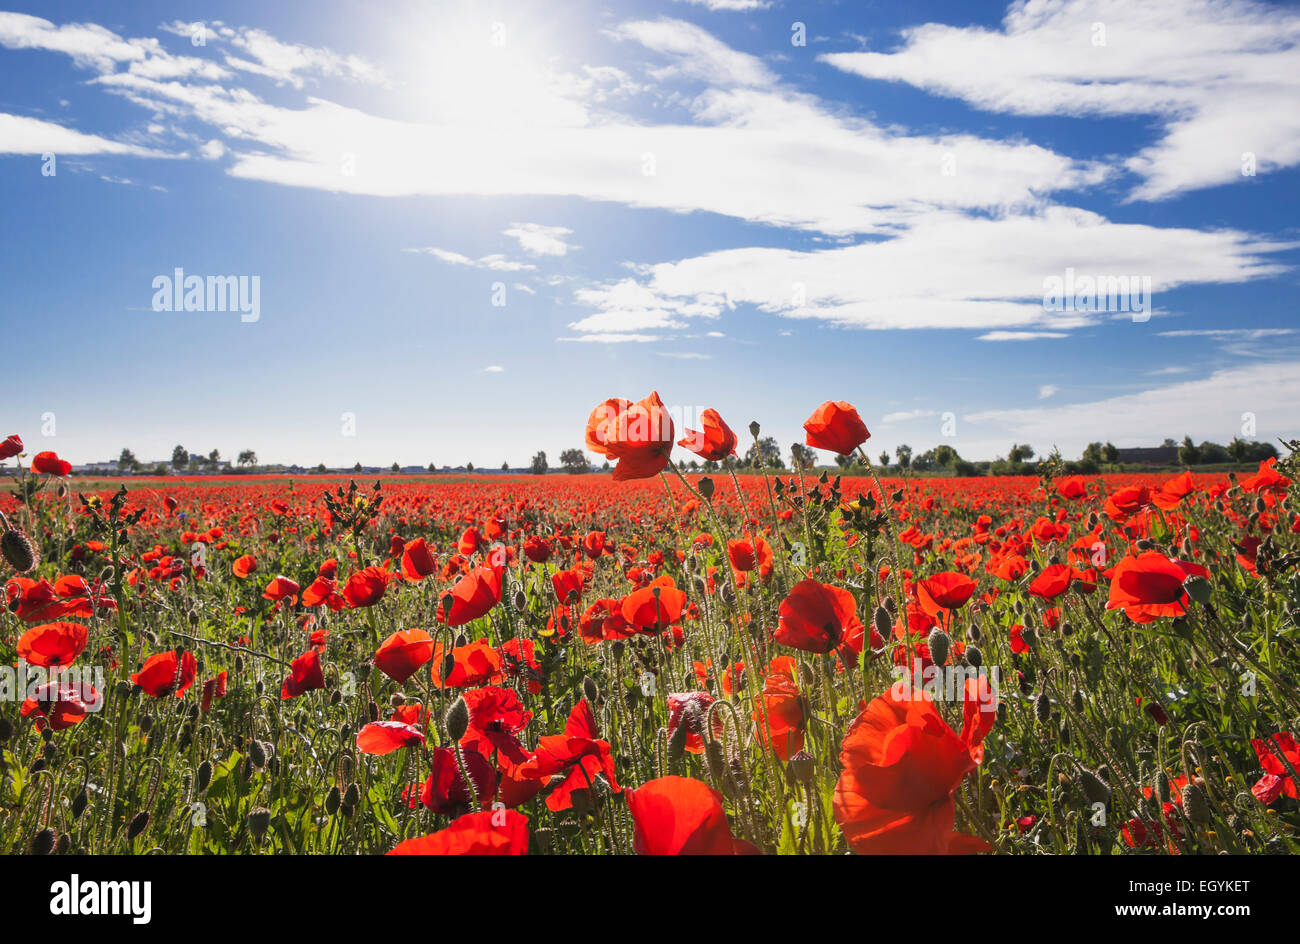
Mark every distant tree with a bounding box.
[1178,435,1200,466]
[171,445,188,470]
[878,451,889,468]
[353,461,362,473]
[118,448,139,472]
[790,443,815,471]
[1102,442,1119,464]
[744,436,784,469]
[1081,442,1103,466]
[1227,437,1249,463]
[152,462,170,476]
[238,449,258,468]
[932,444,960,467]
[560,448,589,474]
[315,463,327,474]
[207,449,221,469]
[466,461,475,473]
[391,462,401,473]
[502,461,510,471]
[601,460,611,471]
[1198,440,1229,463]
[427,463,437,473]
[1008,443,1035,463]
[530,451,548,475]
[1161,438,1178,449]
[895,444,912,469]
[835,453,859,471]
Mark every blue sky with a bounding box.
[1,0,1298,468]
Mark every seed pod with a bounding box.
[1072,689,1085,713]
[324,785,341,815]
[1035,693,1051,723]
[444,697,469,741]
[55,834,70,855]
[389,692,406,708]
[341,782,360,816]
[71,788,88,819]
[873,606,891,640]
[1182,781,1211,824]
[367,700,379,722]
[512,589,527,613]
[697,477,715,500]
[787,749,815,784]
[926,629,950,667]
[197,760,213,793]
[248,739,267,768]
[582,676,599,703]
[30,828,56,855]
[127,810,150,841]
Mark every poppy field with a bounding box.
[1,398,1298,857]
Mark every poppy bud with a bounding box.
[873,606,890,639]
[30,828,56,856]
[697,476,714,500]
[513,589,527,613]
[1072,689,1085,713]
[72,788,88,820]
[0,524,38,573]
[1035,693,1051,723]
[1182,781,1211,823]
[926,628,950,667]
[139,714,154,734]
[1155,770,1171,803]
[248,739,267,768]
[127,810,150,841]
[325,785,341,815]
[444,696,469,741]
[390,692,406,708]
[247,807,272,843]
[1184,575,1212,605]
[1077,768,1111,805]
[197,760,212,794]
[966,645,982,669]
[668,720,687,761]
[749,421,760,438]
[342,782,360,811]
[0,716,11,743]
[582,676,599,703]
[367,700,379,722]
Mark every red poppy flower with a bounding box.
[1251,732,1300,804]
[1028,563,1072,600]
[301,575,345,610]
[626,776,759,855]
[419,746,498,814]
[621,575,687,631]
[1055,476,1086,500]
[0,434,22,460]
[262,575,300,602]
[1105,551,1207,623]
[17,621,89,668]
[833,682,995,854]
[343,566,388,608]
[915,572,978,625]
[356,721,426,755]
[585,391,675,482]
[551,565,588,604]
[578,598,634,643]
[399,537,436,581]
[666,691,721,754]
[677,409,737,462]
[774,579,864,654]
[803,401,869,455]
[201,671,227,713]
[280,649,326,699]
[132,650,198,698]
[388,810,528,855]
[21,681,101,731]
[518,699,621,811]
[373,628,435,684]
[232,555,257,578]
[31,450,71,476]
[752,656,805,761]
[443,560,504,626]
[461,685,532,769]
[431,638,503,689]
[523,536,552,563]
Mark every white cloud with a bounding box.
[403,247,535,272]
[821,0,1300,201]
[962,360,1300,457]
[1158,328,1295,339]
[483,365,504,372]
[504,222,574,256]
[882,409,937,423]
[0,112,164,156]
[1038,384,1058,399]
[567,207,1289,335]
[556,333,662,343]
[608,19,776,87]
[198,138,225,159]
[655,351,713,359]
[673,0,772,10]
